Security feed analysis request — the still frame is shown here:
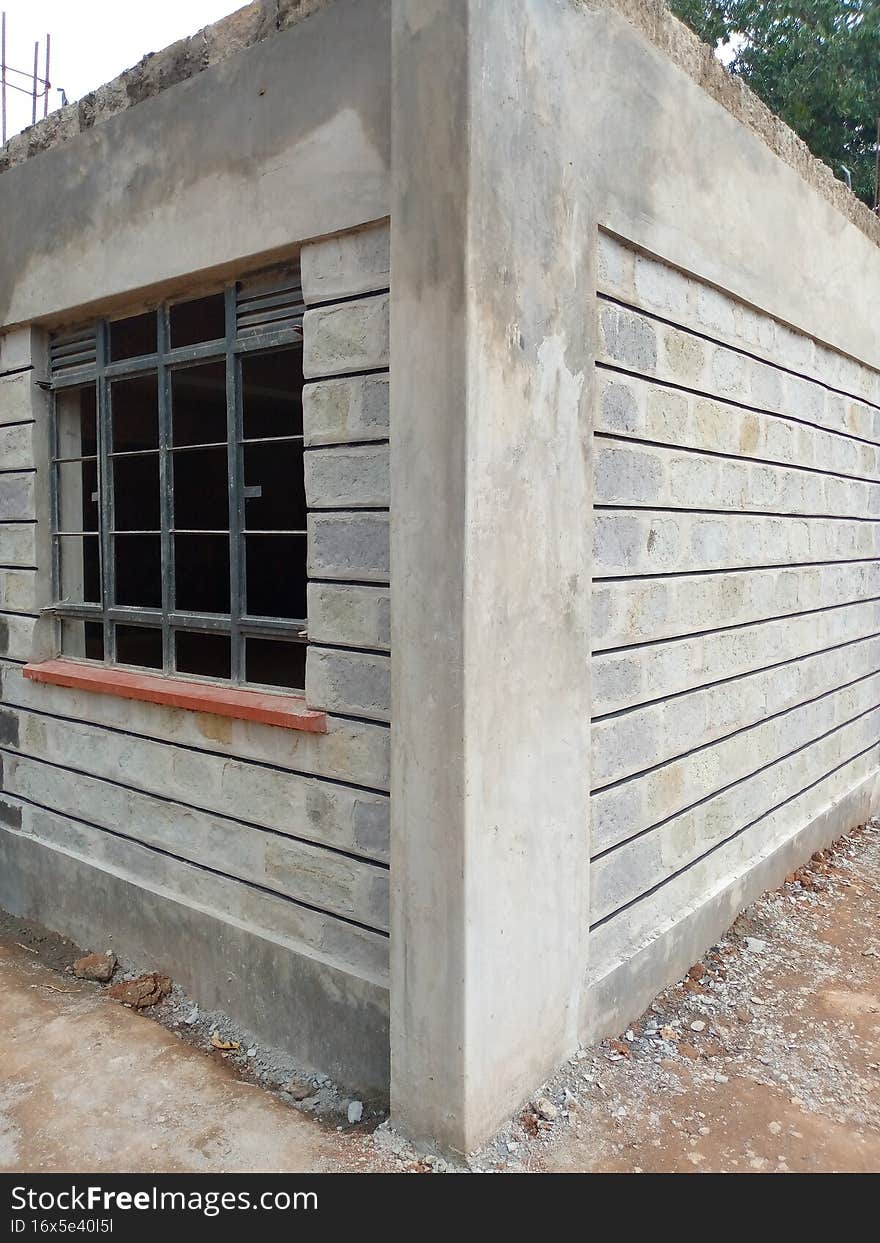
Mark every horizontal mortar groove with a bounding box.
[318,708,391,730]
[596,361,880,453]
[593,429,880,489]
[0,741,390,872]
[589,738,880,931]
[308,576,391,590]
[0,788,391,941]
[304,286,390,311]
[302,365,389,384]
[592,556,879,584]
[303,438,390,453]
[591,698,880,861]
[596,291,880,416]
[591,627,880,723]
[309,639,392,659]
[592,592,880,656]
[594,503,880,522]
[590,664,880,796]
[0,663,390,796]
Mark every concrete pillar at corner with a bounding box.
[389,0,596,1153]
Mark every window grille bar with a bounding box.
[96,322,115,663]
[226,284,244,684]
[157,305,174,676]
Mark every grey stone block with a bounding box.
[308,512,390,583]
[308,582,390,651]
[0,472,35,521]
[305,443,389,508]
[307,646,391,723]
[0,373,38,425]
[0,422,34,470]
[301,220,390,304]
[303,374,389,446]
[0,522,37,566]
[303,294,390,379]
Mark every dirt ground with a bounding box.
[1,819,879,1174]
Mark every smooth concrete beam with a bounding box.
[389,0,594,1154]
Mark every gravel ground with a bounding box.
[2,816,879,1173]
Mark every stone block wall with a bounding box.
[302,222,391,724]
[585,230,880,1030]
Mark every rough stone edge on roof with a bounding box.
[0,0,877,250]
[0,0,330,175]
[585,0,880,247]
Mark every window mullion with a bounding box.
[96,322,116,664]
[49,390,61,654]
[226,285,244,684]
[157,307,174,676]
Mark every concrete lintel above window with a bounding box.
[22,659,327,733]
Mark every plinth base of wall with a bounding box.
[0,824,390,1097]
[581,769,880,1046]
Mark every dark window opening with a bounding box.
[175,629,232,680]
[242,349,303,439]
[245,534,307,620]
[116,625,163,670]
[171,362,227,446]
[110,311,156,362]
[174,534,231,615]
[173,446,229,531]
[170,293,226,350]
[112,454,160,531]
[114,535,162,609]
[243,440,306,532]
[245,637,306,691]
[111,375,159,452]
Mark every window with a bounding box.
[48,267,308,692]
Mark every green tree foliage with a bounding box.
[669,1,880,207]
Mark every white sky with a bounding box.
[1,0,241,140]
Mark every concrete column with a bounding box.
[390,0,596,1153]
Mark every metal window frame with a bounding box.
[48,276,308,691]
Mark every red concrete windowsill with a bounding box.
[23,660,328,734]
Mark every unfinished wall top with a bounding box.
[0,1,332,175]
[585,0,879,248]
[1,0,876,250]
